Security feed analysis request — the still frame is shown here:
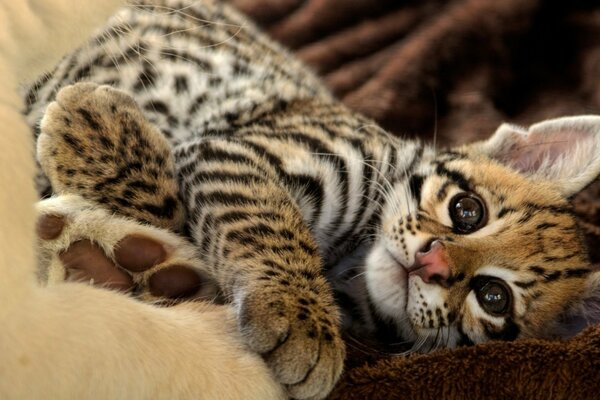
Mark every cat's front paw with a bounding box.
[238,281,345,399]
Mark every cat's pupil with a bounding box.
[449,193,486,233]
[476,281,511,315]
[455,197,481,224]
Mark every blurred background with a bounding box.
[229,0,600,261]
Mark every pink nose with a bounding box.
[410,241,450,284]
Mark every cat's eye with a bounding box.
[474,278,512,316]
[448,192,487,233]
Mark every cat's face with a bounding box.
[365,116,600,348]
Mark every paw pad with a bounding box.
[36,195,217,302]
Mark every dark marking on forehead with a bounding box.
[529,265,562,282]
[436,180,453,201]
[435,162,472,192]
[514,280,536,289]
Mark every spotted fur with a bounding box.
[26,0,600,398]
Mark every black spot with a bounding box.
[174,75,188,94]
[543,270,561,282]
[144,100,169,115]
[536,222,558,230]
[77,108,101,131]
[188,94,208,114]
[529,265,546,275]
[133,67,157,92]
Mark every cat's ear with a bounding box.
[556,269,600,338]
[478,115,600,196]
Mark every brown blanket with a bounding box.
[230,0,600,398]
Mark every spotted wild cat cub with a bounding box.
[28,0,600,398]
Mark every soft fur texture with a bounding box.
[235,1,600,398]
[0,1,283,398]
[3,1,600,395]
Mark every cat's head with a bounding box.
[366,115,600,348]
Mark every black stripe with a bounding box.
[283,174,324,228]
[536,222,558,230]
[497,207,517,218]
[408,174,425,204]
[330,153,376,250]
[140,196,178,219]
[435,162,471,192]
[190,170,267,186]
[514,280,537,289]
[144,100,170,115]
[193,190,261,208]
[564,268,591,278]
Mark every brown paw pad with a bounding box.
[37,214,66,240]
[114,235,166,272]
[114,234,206,300]
[149,265,203,299]
[60,239,133,291]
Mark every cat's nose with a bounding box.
[410,240,450,285]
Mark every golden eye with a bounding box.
[448,192,487,233]
[475,279,512,316]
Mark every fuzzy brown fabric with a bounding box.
[229,0,600,398]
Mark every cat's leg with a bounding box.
[177,138,346,399]
[40,81,345,399]
[36,82,219,300]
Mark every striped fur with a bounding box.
[26,0,600,396]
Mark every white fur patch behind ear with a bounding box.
[481,115,600,196]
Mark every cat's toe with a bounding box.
[238,285,345,399]
[36,213,65,240]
